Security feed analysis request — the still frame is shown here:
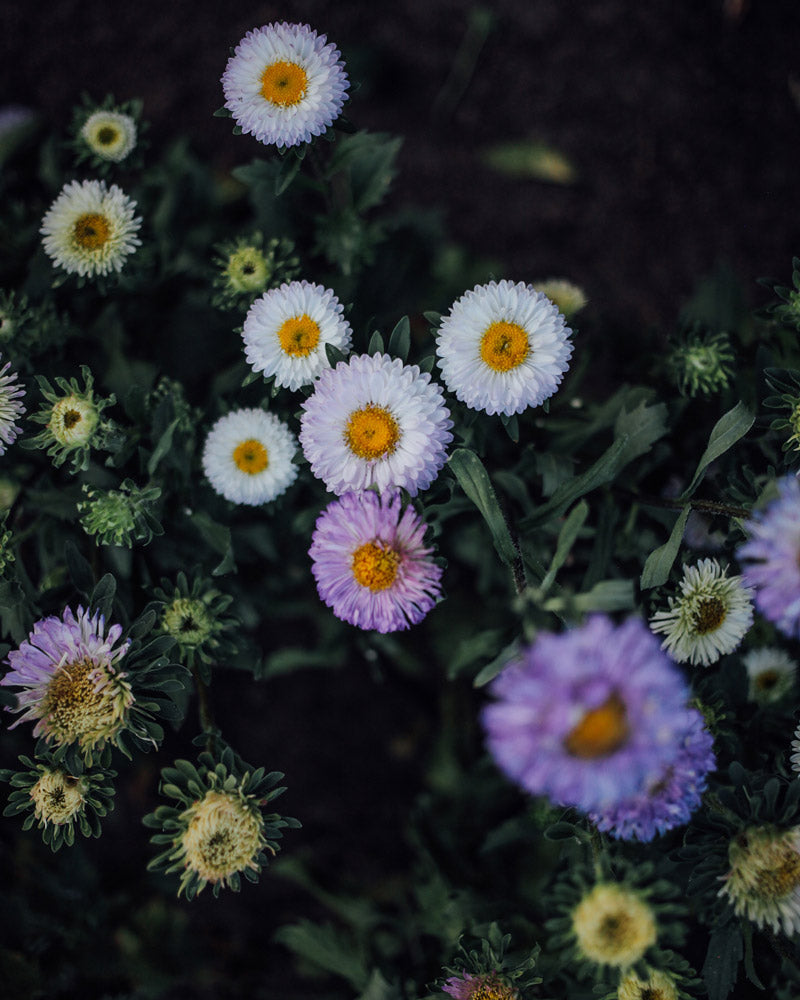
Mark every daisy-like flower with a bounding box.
[617,969,679,1000]
[482,616,694,813]
[571,883,658,970]
[589,707,716,841]
[40,179,142,278]
[443,972,517,1000]
[0,606,132,759]
[309,490,443,633]
[0,354,25,454]
[737,475,800,638]
[532,278,587,320]
[300,353,453,497]
[435,279,573,417]
[718,824,800,936]
[242,280,353,390]
[80,110,137,162]
[649,558,754,667]
[222,22,349,149]
[743,647,797,704]
[202,408,298,506]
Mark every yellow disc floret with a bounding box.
[232,438,269,475]
[260,61,308,106]
[564,693,630,759]
[180,788,266,888]
[344,404,400,460]
[479,320,530,372]
[225,246,269,294]
[351,542,401,591]
[30,769,87,827]
[73,213,111,251]
[277,314,321,357]
[41,656,133,753]
[49,394,98,448]
[572,883,657,968]
[617,968,678,1000]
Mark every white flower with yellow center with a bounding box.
[80,110,137,162]
[30,769,87,827]
[649,558,754,666]
[179,788,266,890]
[202,408,298,506]
[49,393,98,448]
[435,279,574,416]
[617,969,678,1000]
[299,353,453,497]
[40,179,142,278]
[222,22,349,149]
[242,280,353,390]
[571,883,658,969]
[743,646,797,704]
[719,824,800,936]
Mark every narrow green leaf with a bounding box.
[640,506,691,590]
[387,315,410,361]
[540,500,589,593]
[368,330,384,354]
[448,449,517,566]
[473,639,520,688]
[571,579,635,612]
[702,923,743,1000]
[681,400,754,499]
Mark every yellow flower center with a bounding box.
[563,692,630,759]
[97,126,119,146]
[30,769,86,827]
[344,405,400,460]
[755,669,779,691]
[277,314,321,357]
[479,320,530,372]
[572,884,657,967]
[351,542,400,591]
[163,597,213,647]
[618,970,678,1000]
[692,596,726,634]
[42,656,130,750]
[233,438,268,475]
[73,212,111,250]
[181,789,265,886]
[470,979,517,1000]
[260,60,308,106]
[226,247,269,293]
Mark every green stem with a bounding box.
[192,665,216,752]
[623,489,751,519]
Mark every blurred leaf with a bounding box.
[328,131,403,213]
[274,920,369,991]
[481,139,577,183]
[703,922,743,1000]
[540,500,588,593]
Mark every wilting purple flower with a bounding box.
[589,707,716,841]
[443,972,517,1000]
[309,489,443,633]
[737,475,800,638]
[482,616,695,813]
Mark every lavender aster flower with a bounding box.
[0,354,25,454]
[309,490,443,633]
[300,353,453,497]
[482,616,694,813]
[443,972,517,1000]
[737,475,800,638]
[589,707,716,841]
[1,606,132,758]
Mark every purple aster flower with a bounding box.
[443,972,517,1000]
[737,475,800,638]
[589,707,716,841]
[481,616,694,813]
[309,489,443,633]
[299,353,453,497]
[1,606,132,757]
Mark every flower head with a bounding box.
[144,748,298,898]
[211,232,299,310]
[242,280,353,390]
[300,353,452,496]
[152,572,238,677]
[571,883,657,970]
[1,606,132,759]
[442,973,517,1000]
[531,278,587,320]
[222,22,349,149]
[737,475,800,638]
[78,479,163,547]
[667,327,735,397]
[589,707,716,841]
[310,490,443,633]
[649,558,754,666]
[202,407,298,506]
[40,179,142,278]
[80,110,137,162]
[435,279,573,416]
[0,354,25,454]
[617,969,679,1000]
[482,616,694,813]
[790,723,800,775]
[743,647,797,704]
[718,824,800,936]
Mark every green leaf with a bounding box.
[187,511,236,577]
[540,500,588,593]
[368,330,385,354]
[473,638,520,688]
[64,540,94,596]
[571,579,635,612]
[448,449,517,566]
[328,132,403,213]
[681,400,754,499]
[147,416,181,476]
[274,920,369,991]
[387,315,411,361]
[639,505,691,590]
[702,923,743,1000]
[613,399,669,468]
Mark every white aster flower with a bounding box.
[743,647,797,704]
[80,110,137,162]
[222,22,349,149]
[242,280,352,390]
[719,824,800,937]
[0,355,25,455]
[649,558,754,667]
[435,279,573,416]
[40,179,142,278]
[299,353,453,497]
[202,408,298,506]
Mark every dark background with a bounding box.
[2,2,800,997]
